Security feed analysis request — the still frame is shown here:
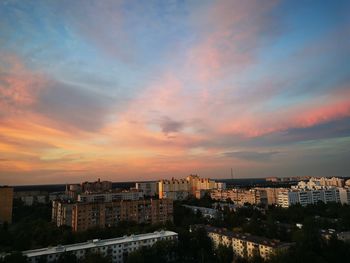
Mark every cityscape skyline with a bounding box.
[1,0,350,185]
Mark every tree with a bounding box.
[56,252,78,263]
[79,252,111,263]
[215,244,233,263]
[0,252,27,263]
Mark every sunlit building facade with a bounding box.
[158,175,225,200]
[206,226,291,260]
[0,186,13,224]
[52,199,173,232]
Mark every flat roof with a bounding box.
[23,231,178,258]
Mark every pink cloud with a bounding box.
[186,0,278,82]
[0,54,45,112]
[219,88,350,137]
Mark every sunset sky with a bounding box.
[1,0,350,185]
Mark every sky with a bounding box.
[0,0,350,185]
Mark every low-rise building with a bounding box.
[23,231,178,263]
[205,226,292,260]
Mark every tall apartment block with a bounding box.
[0,186,14,224]
[65,179,113,200]
[254,187,284,205]
[278,188,341,208]
[158,175,226,200]
[52,199,173,232]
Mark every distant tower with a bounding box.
[231,168,234,180]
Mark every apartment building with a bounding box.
[23,231,178,263]
[0,186,13,224]
[338,188,350,204]
[14,191,48,206]
[77,189,143,203]
[309,177,344,188]
[135,182,158,197]
[81,179,113,192]
[278,188,341,208]
[65,179,113,200]
[158,178,189,200]
[158,175,226,200]
[210,189,267,205]
[53,199,173,231]
[254,188,284,205]
[52,201,74,227]
[183,205,222,219]
[206,226,291,260]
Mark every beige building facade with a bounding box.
[53,199,173,232]
[206,226,291,260]
[0,186,13,224]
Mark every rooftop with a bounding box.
[23,231,178,258]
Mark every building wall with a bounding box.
[158,175,223,200]
[0,187,13,224]
[77,190,143,203]
[207,229,289,261]
[278,188,341,207]
[135,182,159,197]
[210,189,267,205]
[81,179,112,193]
[53,199,173,232]
[255,188,283,205]
[339,188,350,204]
[23,231,178,263]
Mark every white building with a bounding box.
[135,182,158,197]
[295,177,345,190]
[23,231,178,263]
[338,188,350,204]
[278,188,341,208]
[77,190,143,203]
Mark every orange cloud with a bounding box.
[220,88,350,137]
